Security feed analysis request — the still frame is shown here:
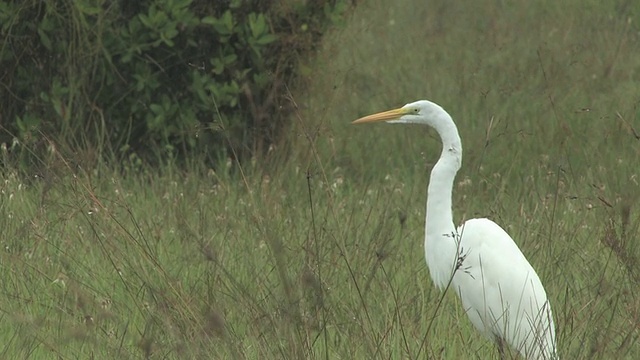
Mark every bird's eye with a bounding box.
[413,108,419,113]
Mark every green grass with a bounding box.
[2,0,640,358]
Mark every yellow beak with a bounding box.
[352,107,407,124]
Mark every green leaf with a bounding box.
[74,0,101,15]
[221,10,234,34]
[223,53,237,65]
[138,14,152,28]
[248,13,267,38]
[211,58,225,75]
[201,16,216,25]
[174,0,193,8]
[256,33,277,45]
[150,104,163,114]
[37,28,52,50]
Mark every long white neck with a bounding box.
[424,113,463,288]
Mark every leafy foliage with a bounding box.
[0,0,354,169]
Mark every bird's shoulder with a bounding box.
[454,218,538,287]
[456,218,527,260]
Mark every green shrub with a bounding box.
[0,0,354,170]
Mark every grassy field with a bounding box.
[2,0,640,358]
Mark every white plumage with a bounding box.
[353,100,557,359]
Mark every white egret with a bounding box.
[353,100,557,359]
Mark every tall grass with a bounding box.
[1,0,639,358]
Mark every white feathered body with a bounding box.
[353,100,558,359]
[449,219,556,359]
[421,106,557,359]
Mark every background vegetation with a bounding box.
[0,0,350,167]
[1,0,639,359]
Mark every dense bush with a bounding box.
[0,0,353,169]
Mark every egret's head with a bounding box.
[352,100,446,126]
